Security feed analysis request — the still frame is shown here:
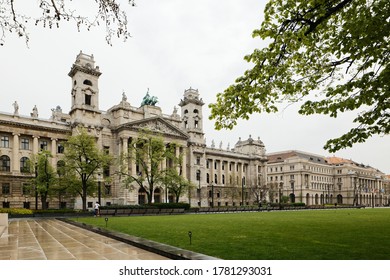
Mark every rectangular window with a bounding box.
[57,143,65,154]
[0,136,9,148]
[40,140,48,151]
[2,183,10,195]
[85,94,92,105]
[21,138,30,150]
[196,170,200,181]
[196,156,200,165]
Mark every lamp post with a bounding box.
[97,173,102,206]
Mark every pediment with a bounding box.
[117,117,189,140]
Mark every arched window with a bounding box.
[83,79,93,86]
[214,174,218,184]
[184,109,188,114]
[0,155,10,172]
[20,157,30,173]
[138,187,147,205]
[193,109,199,114]
[207,173,210,183]
[222,174,225,185]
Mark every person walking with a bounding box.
[94,201,100,217]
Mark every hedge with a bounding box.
[100,203,190,210]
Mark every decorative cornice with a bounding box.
[68,64,102,77]
[0,119,71,134]
[179,98,205,107]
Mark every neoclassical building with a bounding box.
[0,52,388,210]
[266,151,389,207]
[0,52,268,210]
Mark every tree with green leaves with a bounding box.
[62,128,112,211]
[120,130,176,204]
[0,0,135,46]
[161,167,194,204]
[209,0,389,153]
[32,150,57,210]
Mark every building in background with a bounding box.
[266,151,388,206]
[0,52,388,209]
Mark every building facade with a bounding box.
[0,52,268,210]
[266,151,389,207]
[0,52,388,210]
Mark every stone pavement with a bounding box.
[0,218,169,260]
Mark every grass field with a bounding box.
[74,208,390,260]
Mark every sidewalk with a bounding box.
[0,218,168,260]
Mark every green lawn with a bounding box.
[74,208,390,260]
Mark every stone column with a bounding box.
[51,138,57,166]
[12,133,20,172]
[210,159,214,184]
[181,147,187,179]
[218,159,222,185]
[175,145,180,173]
[32,136,39,155]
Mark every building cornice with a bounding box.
[0,118,71,134]
[68,64,102,77]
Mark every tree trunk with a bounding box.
[82,180,88,211]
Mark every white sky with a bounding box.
[0,0,389,174]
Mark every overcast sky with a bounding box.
[0,0,389,174]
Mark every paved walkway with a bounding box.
[0,218,168,260]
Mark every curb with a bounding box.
[58,218,220,260]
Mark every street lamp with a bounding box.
[97,173,102,206]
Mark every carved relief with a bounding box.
[127,118,188,139]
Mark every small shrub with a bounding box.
[152,203,190,210]
[0,208,34,215]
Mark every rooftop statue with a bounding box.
[141,88,158,106]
